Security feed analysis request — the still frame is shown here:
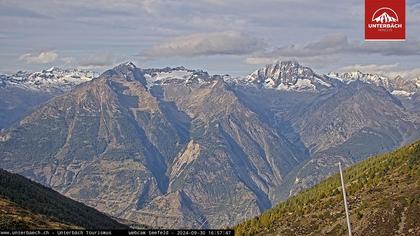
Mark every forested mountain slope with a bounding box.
[235,140,420,235]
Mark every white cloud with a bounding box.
[144,31,265,58]
[335,63,400,73]
[19,51,58,64]
[252,34,420,59]
[78,52,114,67]
[394,68,420,79]
[245,57,276,65]
[18,50,114,68]
[60,57,74,64]
[245,34,420,70]
[2,0,420,74]
[245,55,340,70]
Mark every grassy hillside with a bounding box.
[234,140,420,235]
[0,198,79,229]
[0,169,128,229]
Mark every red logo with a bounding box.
[365,0,405,41]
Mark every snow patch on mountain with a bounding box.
[142,66,215,88]
[243,61,332,91]
[328,71,419,98]
[0,67,97,92]
[3,62,419,99]
[328,71,389,86]
[391,90,414,97]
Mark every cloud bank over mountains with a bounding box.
[19,51,58,64]
[1,0,420,75]
[144,31,264,58]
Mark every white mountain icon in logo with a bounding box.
[372,7,399,23]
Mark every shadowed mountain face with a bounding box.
[280,82,420,197]
[0,61,419,228]
[233,80,420,201]
[0,87,52,130]
[0,68,97,130]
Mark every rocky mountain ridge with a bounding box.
[242,61,333,91]
[328,70,420,98]
[0,67,98,92]
[2,61,418,98]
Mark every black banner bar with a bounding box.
[0,230,234,236]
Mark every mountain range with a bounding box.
[0,61,419,228]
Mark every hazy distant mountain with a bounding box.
[281,81,420,197]
[328,71,419,99]
[1,61,419,228]
[0,67,97,92]
[0,67,97,130]
[235,140,420,235]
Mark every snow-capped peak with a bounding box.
[328,71,419,98]
[328,71,387,84]
[142,66,214,88]
[123,61,136,69]
[0,67,98,92]
[46,66,58,72]
[244,60,332,91]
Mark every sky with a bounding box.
[1,0,420,77]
